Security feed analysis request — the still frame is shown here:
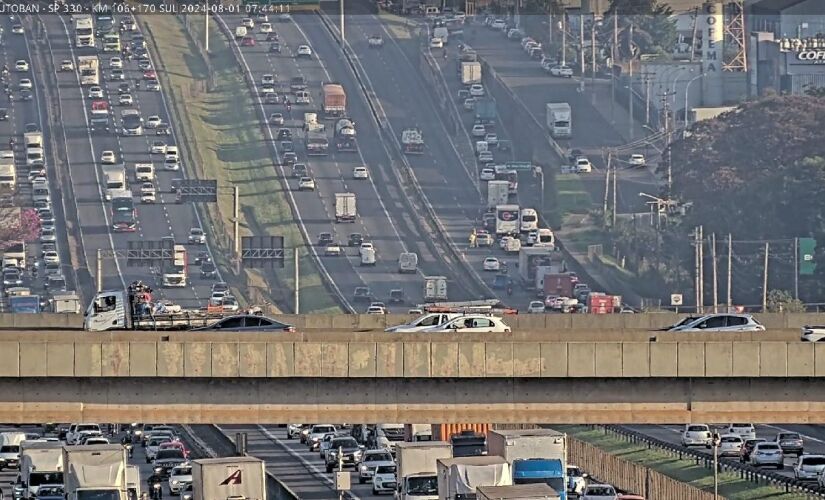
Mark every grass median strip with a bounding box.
[559,426,810,500]
[143,14,340,313]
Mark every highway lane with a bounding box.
[40,14,217,307]
[219,423,382,499]
[218,13,463,311]
[0,16,77,306]
[626,423,825,484]
[321,6,540,309]
[462,22,657,214]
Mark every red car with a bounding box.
[143,69,156,80]
[159,440,189,459]
[241,36,256,47]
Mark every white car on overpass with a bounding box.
[385,313,463,333]
[418,315,511,333]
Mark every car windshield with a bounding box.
[759,444,780,450]
[365,453,393,462]
[173,466,192,475]
[156,449,185,460]
[331,438,358,448]
[802,457,825,465]
[780,433,800,439]
[687,426,707,432]
[406,476,438,495]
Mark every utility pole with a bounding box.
[694,227,700,313]
[711,233,718,313]
[602,149,610,225]
[96,248,103,293]
[579,13,585,78]
[628,24,634,140]
[612,151,617,227]
[561,13,566,66]
[611,11,617,123]
[294,249,300,314]
[794,237,799,300]
[763,242,769,312]
[699,225,704,313]
[727,234,732,312]
[340,0,345,45]
[639,72,655,126]
[659,92,674,197]
[233,186,240,274]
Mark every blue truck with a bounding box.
[9,295,41,313]
[487,429,568,500]
[475,98,497,125]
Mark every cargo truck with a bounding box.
[487,180,509,209]
[19,441,64,498]
[424,276,448,301]
[335,192,357,223]
[335,118,357,152]
[126,465,140,499]
[587,293,621,314]
[437,456,511,500]
[90,99,110,132]
[405,424,433,442]
[0,159,15,191]
[191,457,266,500]
[3,241,26,269]
[477,484,561,500]
[460,61,482,85]
[63,444,127,500]
[542,274,575,299]
[518,247,555,285]
[24,132,43,149]
[52,292,82,314]
[450,430,487,457]
[487,429,568,500]
[402,128,425,154]
[475,98,497,125]
[396,442,453,500]
[102,164,126,201]
[545,103,571,139]
[77,55,100,85]
[322,83,347,118]
[9,295,42,313]
[83,282,234,331]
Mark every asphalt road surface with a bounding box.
[217,12,471,313]
[37,13,220,307]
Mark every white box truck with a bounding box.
[335,192,356,223]
[397,442,453,500]
[487,429,567,498]
[545,103,571,139]
[191,457,266,500]
[19,441,64,498]
[424,276,448,301]
[437,456,511,500]
[460,61,482,85]
[63,444,127,500]
[487,180,509,209]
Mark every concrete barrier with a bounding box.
[0,339,822,378]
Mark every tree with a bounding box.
[0,208,40,250]
[766,289,806,313]
[805,86,825,98]
[604,0,678,57]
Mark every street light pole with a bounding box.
[340,0,345,45]
[204,0,209,52]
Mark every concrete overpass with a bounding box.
[0,334,823,423]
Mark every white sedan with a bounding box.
[477,151,494,164]
[550,65,574,77]
[479,167,495,181]
[575,157,593,173]
[145,115,162,128]
[262,74,275,85]
[482,256,500,271]
[260,22,273,33]
[802,326,825,342]
[150,141,167,154]
[298,177,316,191]
[15,60,28,72]
[419,315,511,333]
[629,153,646,166]
[18,79,32,90]
[110,56,123,69]
[429,38,444,48]
[43,251,60,264]
[141,190,156,204]
[118,94,133,105]
[527,301,546,314]
[88,86,104,99]
[469,84,485,97]
[353,166,369,179]
[471,124,486,137]
[296,45,313,57]
[100,150,117,164]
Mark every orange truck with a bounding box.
[322,82,346,118]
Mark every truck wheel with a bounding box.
[326,464,333,473]
[145,457,150,463]
[372,488,378,495]
[359,477,365,484]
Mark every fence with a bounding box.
[568,435,716,500]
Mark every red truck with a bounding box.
[588,293,620,314]
[322,82,346,118]
[543,273,575,298]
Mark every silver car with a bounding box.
[795,454,825,482]
[750,442,784,468]
[667,314,765,332]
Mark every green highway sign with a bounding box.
[505,161,533,171]
[799,237,817,276]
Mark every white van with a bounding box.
[135,163,155,182]
[360,247,376,266]
[26,147,44,167]
[0,163,16,190]
[520,208,538,232]
[475,140,488,156]
[234,26,247,39]
[534,228,555,248]
[398,252,418,273]
[0,432,27,469]
[433,26,449,44]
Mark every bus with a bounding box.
[74,15,94,48]
[102,32,121,52]
[162,245,188,287]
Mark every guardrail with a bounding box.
[210,12,354,313]
[605,425,825,497]
[314,11,495,301]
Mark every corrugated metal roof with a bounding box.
[751,0,809,14]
